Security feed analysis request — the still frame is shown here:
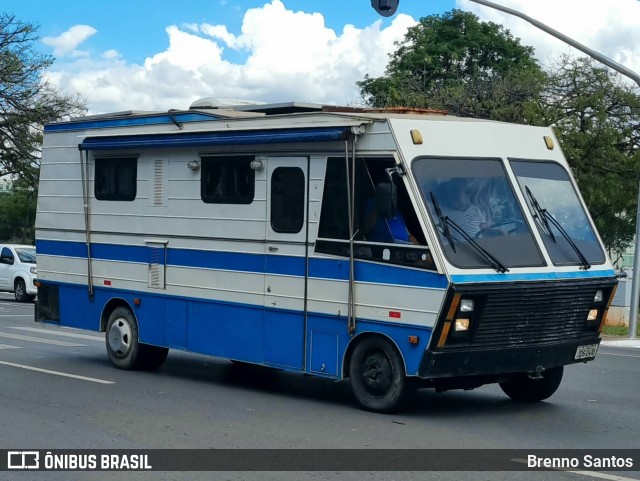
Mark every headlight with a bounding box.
[30,266,37,275]
[594,290,604,303]
[459,299,475,312]
[587,309,599,322]
[455,318,471,331]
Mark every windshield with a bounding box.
[413,158,544,269]
[510,160,605,266]
[16,248,36,263]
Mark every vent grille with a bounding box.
[146,242,167,289]
[474,284,594,348]
[153,159,164,206]
[446,280,615,350]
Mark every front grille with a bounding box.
[448,279,616,350]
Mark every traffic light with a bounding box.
[371,0,399,17]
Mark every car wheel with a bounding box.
[499,366,564,402]
[14,278,34,302]
[349,336,412,413]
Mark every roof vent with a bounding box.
[189,97,266,109]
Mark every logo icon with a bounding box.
[7,451,40,469]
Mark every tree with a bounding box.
[536,56,640,257]
[1,12,86,189]
[0,186,36,243]
[357,9,546,123]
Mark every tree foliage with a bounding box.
[537,56,640,256]
[0,187,36,243]
[357,9,546,123]
[357,10,640,255]
[1,12,86,189]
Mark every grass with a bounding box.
[602,325,629,337]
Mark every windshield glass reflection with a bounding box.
[413,158,544,269]
[510,160,605,266]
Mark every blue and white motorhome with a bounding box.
[35,100,617,412]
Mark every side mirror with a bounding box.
[0,256,14,265]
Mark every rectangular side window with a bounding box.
[95,157,137,201]
[316,157,435,270]
[271,167,305,233]
[201,156,255,204]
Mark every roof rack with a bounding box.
[189,98,447,116]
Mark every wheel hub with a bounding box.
[108,318,132,357]
[361,351,392,396]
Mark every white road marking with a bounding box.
[0,361,114,384]
[0,344,22,350]
[8,326,103,341]
[511,458,640,481]
[599,352,640,359]
[0,332,88,347]
[601,340,640,349]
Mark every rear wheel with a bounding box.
[105,306,168,370]
[349,336,412,413]
[499,366,564,402]
[14,278,35,302]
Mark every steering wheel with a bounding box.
[475,220,526,238]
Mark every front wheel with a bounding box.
[105,307,168,370]
[349,336,412,413]
[499,366,564,402]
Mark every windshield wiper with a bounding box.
[525,186,591,270]
[430,191,509,273]
[525,186,555,242]
[430,192,456,252]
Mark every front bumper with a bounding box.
[419,337,601,378]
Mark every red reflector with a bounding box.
[104,280,112,286]
[389,311,401,318]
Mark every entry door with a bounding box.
[263,157,309,369]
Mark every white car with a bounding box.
[0,244,37,302]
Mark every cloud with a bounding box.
[44,0,417,114]
[42,25,98,57]
[458,0,640,74]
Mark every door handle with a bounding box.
[268,246,279,252]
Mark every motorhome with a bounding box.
[35,100,617,412]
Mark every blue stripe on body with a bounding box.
[46,281,433,377]
[44,112,221,132]
[450,269,616,284]
[36,239,449,289]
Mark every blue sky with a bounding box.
[4,1,453,64]
[3,0,639,114]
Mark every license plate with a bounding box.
[575,343,599,360]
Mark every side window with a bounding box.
[95,157,137,201]
[1,247,14,265]
[201,156,255,204]
[317,158,349,240]
[316,157,435,270]
[271,167,305,233]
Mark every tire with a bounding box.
[349,336,412,413]
[14,278,35,302]
[499,366,564,402]
[105,306,168,370]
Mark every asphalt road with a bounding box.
[0,292,638,481]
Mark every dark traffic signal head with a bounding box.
[371,0,399,17]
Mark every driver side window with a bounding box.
[316,157,435,270]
